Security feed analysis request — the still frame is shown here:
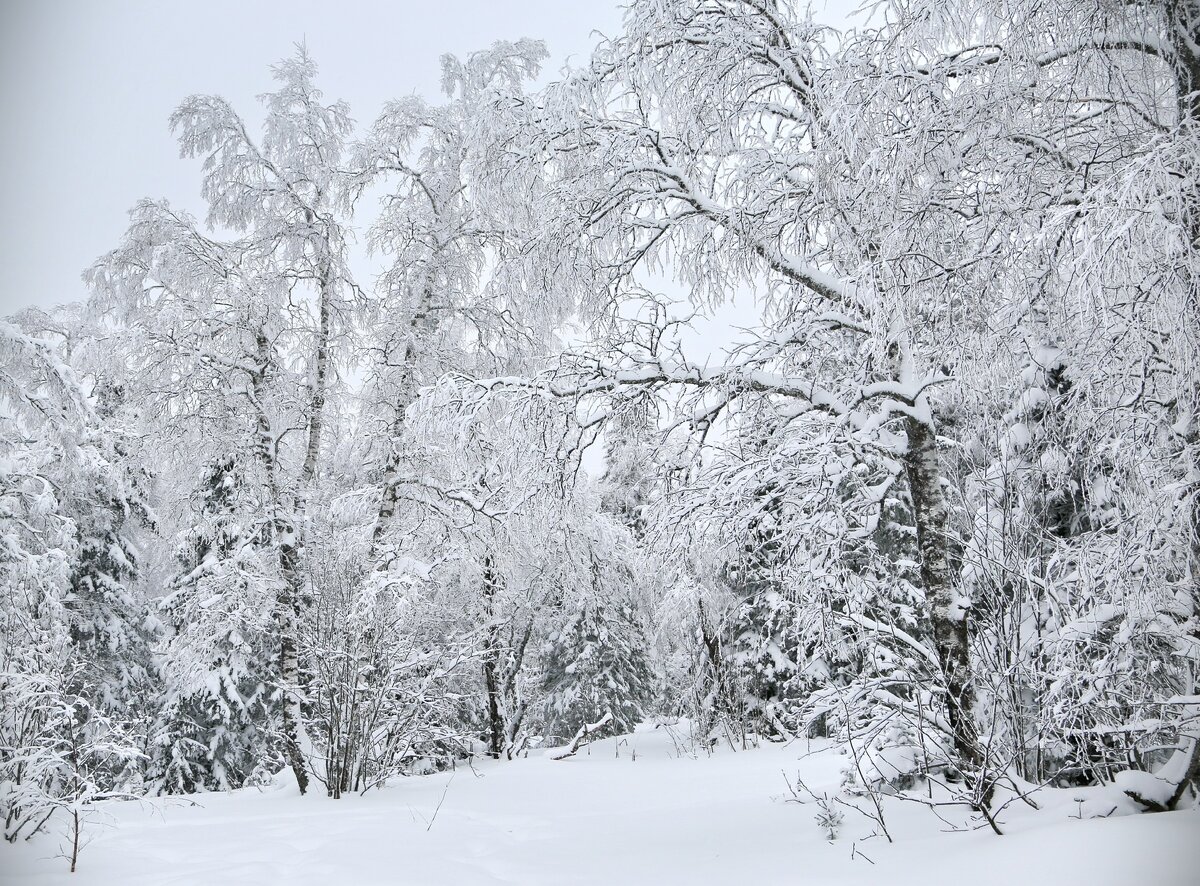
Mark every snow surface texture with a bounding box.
[5,725,1197,885]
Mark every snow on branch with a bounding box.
[548,712,615,760]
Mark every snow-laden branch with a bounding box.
[548,712,615,760]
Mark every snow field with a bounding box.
[5,724,1197,885]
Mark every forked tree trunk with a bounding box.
[502,622,533,758]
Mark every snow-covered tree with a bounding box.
[482,0,997,796]
[344,39,556,561]
[149,456,278,794]
[0,324,144,843]
[7,0,1200,829]
[88,47,361,793]
[541,595,658,744]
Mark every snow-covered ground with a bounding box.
[5,725,1197,885]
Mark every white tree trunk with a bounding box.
[250,329,310,794]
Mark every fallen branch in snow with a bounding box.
[1121,729,1200,813]
[765,708,795,743]
[549,712,615,760]
[426,775,453,832]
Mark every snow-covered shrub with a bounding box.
[304,547,479,796]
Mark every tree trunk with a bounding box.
[903,415,989,804]
[369,416,409,562]
[300,248,332,490]
[1166,0,1200,809]
[481,554,505,759]
[250,330,309,795]
[368,284,438,561]
[274,519,310,795]
[1165,0,1200,553]
[502,621,533,758]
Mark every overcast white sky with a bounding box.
[0,1,856,318]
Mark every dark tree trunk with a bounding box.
[481,554,505,758]
[1164,0,1200,810]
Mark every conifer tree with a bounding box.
[149,457,278,793]
[541,597,657,743]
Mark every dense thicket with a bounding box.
[3,0,1199,856]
